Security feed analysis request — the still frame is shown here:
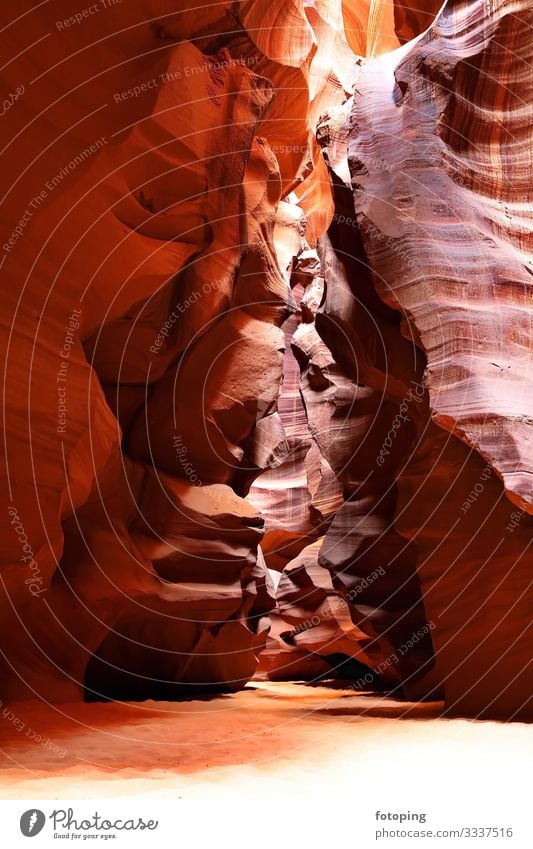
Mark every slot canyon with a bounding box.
[0,0,532,818]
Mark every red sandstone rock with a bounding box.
[0,0,530,721]
[0,0,320,701]
[347,0,533,716]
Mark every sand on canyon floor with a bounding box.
[0,680,531,825]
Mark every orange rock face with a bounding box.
[1,0,530,719]
[0,1,301,701]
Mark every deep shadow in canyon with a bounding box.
[0,0,531,741]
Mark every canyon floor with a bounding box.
[1,681,531,809]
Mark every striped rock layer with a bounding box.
[1,0,530,718]
[344,0,533,716]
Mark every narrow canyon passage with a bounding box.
[0,0,532,808]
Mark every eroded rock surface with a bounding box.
[343,0,533,716]
[1,0,530,718]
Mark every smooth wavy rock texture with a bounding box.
[348,0,533,716]
[0,0,318,702]
[0,0,530,722]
